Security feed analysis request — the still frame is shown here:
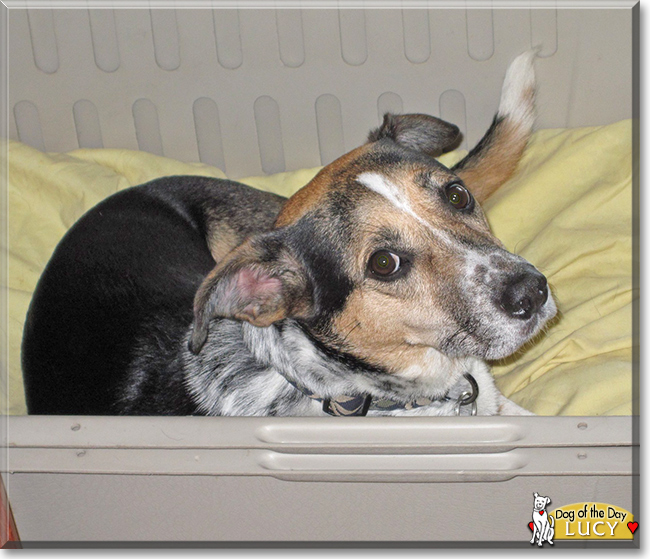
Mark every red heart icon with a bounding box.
[528,522,534,531]
[628,521,638,534]
[539,511,544,515]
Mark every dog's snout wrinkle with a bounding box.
[500,270,548,320]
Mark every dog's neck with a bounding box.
[183,318,485,416]
[242,320,475,403]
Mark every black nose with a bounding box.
[499,269,548,320]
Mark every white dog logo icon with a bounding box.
[530,492,555,546]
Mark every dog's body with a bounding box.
[530,492,555,546]
[22,52,556,416]
[22,179,283,415]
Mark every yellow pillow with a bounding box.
[484,120,634,415]
[3,143,227,415]
[3,120,633,416]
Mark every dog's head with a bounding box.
[189,51,556,380]
[533,493,552,512]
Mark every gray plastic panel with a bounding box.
[2,472,635,542]
[3,416,635,482]
[6,5,633,178]
[4,415,634,452]
[2,415,637,541]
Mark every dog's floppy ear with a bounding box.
[188,232,311,354]
[368,113,461,157]
[453,50,537,202]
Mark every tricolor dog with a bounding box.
[22,51,556,416]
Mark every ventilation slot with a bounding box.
[150,10,181,71]
[466,8,494,61]
[213,10,243,69]
[14,101,47,152]
[132,99,164,156]
[377,92,404,123]
[254,96,286,175]
[402,9,431,63]
[88,9,120,72]
[531,8,558,57]
[73,100,104,149]
[276,10,305,68]
[315,94,345,166]
[339,10,367,66]
[27,10,59,73]
[439,90,468,150]
[193,97,227,172]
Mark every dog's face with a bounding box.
[189,111,556,378]
[277,137,554,364]
[533,493,551,511]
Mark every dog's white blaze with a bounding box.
[357,171,415,217]
[356,172,456,247]
[498,49,536,132]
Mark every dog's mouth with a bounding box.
[467,295,556,361]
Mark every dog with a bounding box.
[22,51,556,416]
[530,492,555,546]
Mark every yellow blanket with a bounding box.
[3,120,634,415]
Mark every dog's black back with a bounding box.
[22,176,284,415]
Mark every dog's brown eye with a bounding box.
[369,250,400,276]
[446,183,471,210]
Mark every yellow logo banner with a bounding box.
[551,503,635,540]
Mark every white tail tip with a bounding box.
[497,50,538,131]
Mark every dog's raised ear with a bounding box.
[188,232,311,354]
[453,50,537,202]
[368,113,461,157]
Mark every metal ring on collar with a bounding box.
[454,373,479,415]
[454,394,478,416]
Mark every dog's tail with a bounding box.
[453,50,537,202]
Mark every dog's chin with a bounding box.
[442,339,520,361]
[489,314,556,360]
[447,298,557,361]
[479,339,530,361]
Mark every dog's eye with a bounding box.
[446,183,472,210]
[369,250,401,277]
